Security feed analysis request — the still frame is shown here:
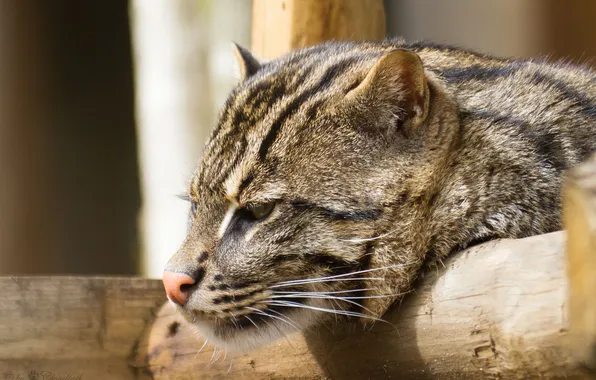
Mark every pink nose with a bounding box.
[162,271,196,306]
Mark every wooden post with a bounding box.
[564,154,596,373]
[0,1,139,275]
[251,0,386,59]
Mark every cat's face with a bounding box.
[163,43,431,352]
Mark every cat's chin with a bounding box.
[181,307,320,353]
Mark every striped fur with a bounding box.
[165,39,596,351]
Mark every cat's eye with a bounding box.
[248,202,276,220]
[191,200,198,216]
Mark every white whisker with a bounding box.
[271,262,415,288]
[338,228,399,243]
[270,277,384,288]
[262,300,391,326]
[244,314,260,330]
[208,346,218,366]
[270,293,406,300]
[195,338,209,360]
[214,345,224,363]
[266,299,399,332]
[270,293,378,315]
[246,307,296,347]
[273,288,373,295]
[221,345,228,362]
[246,306,300,331]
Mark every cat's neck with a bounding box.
[422,111,557,263]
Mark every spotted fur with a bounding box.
[165,39,596,352]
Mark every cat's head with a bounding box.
[163,42,450,352]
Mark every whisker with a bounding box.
[228,314,241,330]
[270,277,385,289]
[272,263,416,288]
[270,293,377,315]
[244,314,260,330]
[227,357,234,374]
[246,307,295,347]
[273,288,373,295]
[270,293,406,300]
[264,307,304,332]
[208,346,218,366]
[246,306,301,331]
[221,345,228,363]
[338,227,400,243]
[214,345,224,363]
[262,300,392,327]
[266,299,399,333]
[194,338,209,360]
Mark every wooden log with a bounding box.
[564,154,596,372]
[0,277,165,379]
[251,0,386,59]
[133,231,584,379]
[0,235,585,379]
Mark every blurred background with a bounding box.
[0,0,594,277]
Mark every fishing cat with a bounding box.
[163,39,596,351]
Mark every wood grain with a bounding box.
[565,153,596,373]
[135,231,584,379]
[0,277,165,379]
[0,234,586,379]
[251,0,386,59]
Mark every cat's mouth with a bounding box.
[174,294,323,352]
[171,273,377,351]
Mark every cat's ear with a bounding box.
[347,49,430,136]
[232,42,264,81]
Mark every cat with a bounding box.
[162,38,596,352]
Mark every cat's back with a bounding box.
[405,40,596,117]
[403,40,596,168]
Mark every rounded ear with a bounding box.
[232,42,265,81]
[346,49,430,137]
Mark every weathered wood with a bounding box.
[0,236,585,379]
[134,231,584,379]
[0,277,165,379]
[251,0,386,59]
[565,154,596,372]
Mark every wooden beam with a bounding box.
[564,153,596,373]
[0,236,583,379]
[251,0,386,59]
[0,277,165,379]
[134,231,584,379]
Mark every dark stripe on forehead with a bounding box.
[199,130,250,192]
[206,95,237,149]
[200,53,363,196]
[213,136,250,188]
[204,63,322,170]
[205,89,268,162]
[236,172,254,196]
[257,90,312,161]
[257,59,358,161]
[204,74,284,162]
